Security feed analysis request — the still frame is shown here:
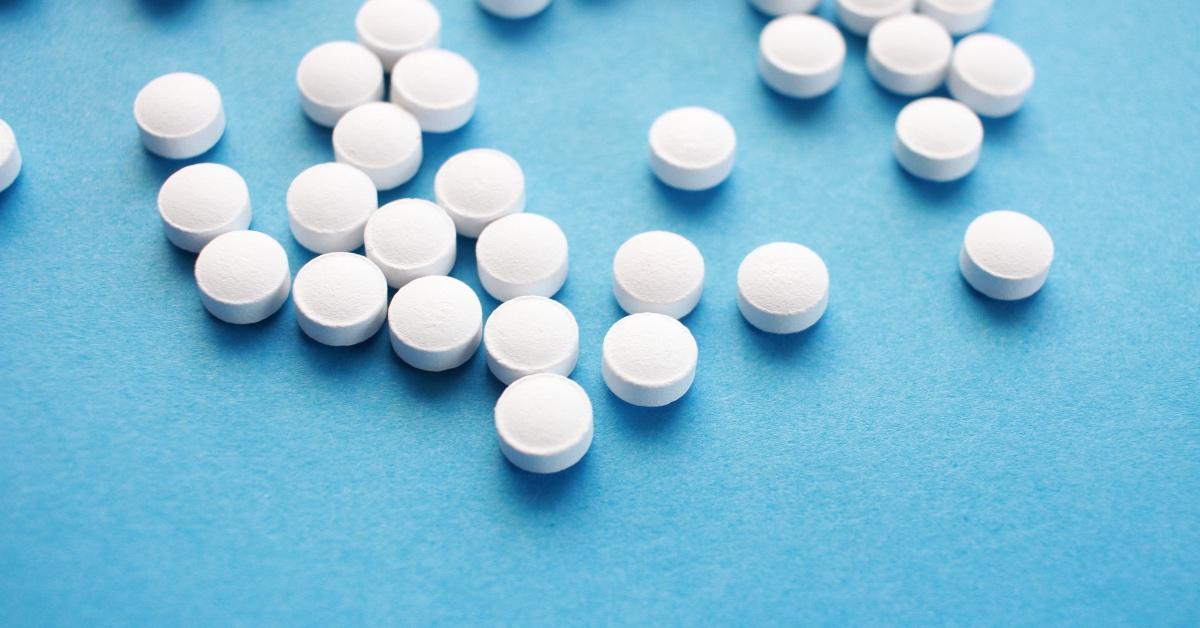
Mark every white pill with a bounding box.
[296,41,385,128]
[737,242,829,334]
[194,231,291,325]
[867,14,952,96]
[758,14,846,99]
[157,163,252,253]
[434,148,525,238]
[948,33,1035,118]
[479,0,552,19]
[894,97,982,182]
[293,252,388,346]
[476,213,569,302]
[836,0,914,37]
[286,163,378,253]
[133,72,225,159]
[495,374,592,474]
[389,49,479,133]
[612,231,705,319]
[960,210,1054,301]
[917,0,991,35]
[602,313,698,408]
[387,275,483,371]
[484,296,579,385]
[355,0,441,69]
[332,102,423,191]
[364,198,456,289]
[0,119,22,193]
[749,0,822,17]
[648,107,736,191]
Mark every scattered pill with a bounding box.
[648,107,736,191]
[0,119,21,193]
[948,33,1035,118]
[355,0,441,69]
[960,210,1053,301]
[749,0,822,16]
[387,275,483,371]
[602,313,698,407]
[494,374,592,474]
[836,0,914,37]
[893,97,982,182]
[389,49,479,133]
[157,163,252,253]
[296,41,384,127]
[133,72,225,159]
[484,296,579,385]
[476,213,569,302]
[479,0,552,19]
[867,14,952,96]
[917,0,991,35]
[434,148,525,238]
[286,163,377,254]
[737,242,829,334]
[194,231,291,324]
[332,102,423,191]
[758,14,846,99]
[364,198,456,289]
[293,252,388,346]
[612,231,705,319]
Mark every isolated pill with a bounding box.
[0,119,21,193]
[157,163,252,253]
[867,14,952,96]
[194,231,291,324]
[959,210,1053,301]
[948,33,1035,118]
[737,242,829,334]
[648,107,736,191]
[332,102,423,191]
[434,148,525,238]
[389,49,479,133]
[364,198,456,289]
[476,213,569,301]
[894,97,982,182]
[133,72,225,159]
[293,252,388,346]
[758,14,846,99]
[917,0,991,36]
[602,313,698,408]
[355,0,441,69]
[484,296,579,385]
[479,0,552,19]
[612,231,705,319]
[495,374,593,474]
[749,0,822,17]
[286,162,377,253]
[296,41,385,127]
[387,275,483,371]
[836,0,914,37]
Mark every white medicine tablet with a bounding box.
[917,0,991,35]
[484,296,579,385]
[293,252,388,346]
[867,14,952,96]
[194,231,291,324]
[434,149,525,238]
[296,41,385,128]
[948,33,1036,118]
[602,313,698,408]
[332,102,423,191]
[387,275,483,371]
[960,210,1054,301]
[479,0,552,19]
[157,163,252,253]
[612,231,705,319]
[389,49,479,133]
[133,72,225,159]
[494,374,592,474]
[355,0,441,69]
[0,119,22,193]
[286,162,378,253]
[894,97,983,182]
[749,0,821,17]
[758,14,846,99]
[364,198,456,289]
[476,213,569,302]
[648,107,736,191]
[836,0,915,37]
[737,242,829,334]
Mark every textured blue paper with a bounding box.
[1,0,1197,624]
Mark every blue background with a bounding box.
[1,0,1197,624]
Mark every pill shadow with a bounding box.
[296,326,390,380]
[980,111,1024,146]
[499,452,589,509]
[141,140,229,185]
[0,178,25,245]
[605,392,691,440]
[133,0,201,20]
[961,275,1045,325]
[649,172,730,217]
[0,0,34,13]
[739,313,825,361]
[385,342,486,402]
[757,80,839,123]
[300,115,332,157]
[476,4,553,42]
[201,304,289,351]
[893,161,973,207]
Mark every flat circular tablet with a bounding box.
[612,231,705,319]
[387,275,483,371]
[893,97,983,182]
[476,213,569,301]
[296,41,385,127]
[0,119,23,193]
[648,107,736,191]
[484,296,579,385]
[749,0,822,17]
[194,231,291,324]
[364,198,456,288]
[758,14,846,99]
[332,102,423,191]
[434,148,525,238]
[355,0,441,69]
[917,0,991,35]
[133,72,225,159]
[286,162,378,253]
[494,374,593,474]
[602,313,698,408]
[479,0,552,19]
[948,33,1035,118]
[867,14,952,96]
[737,242,829,334]
[293,252,388,346]
[836,0,915,37]
[389,49,479,133]
[157,163,252,253]
[960,210,1054,301]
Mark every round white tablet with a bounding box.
[332,102,423,191]
[948,33,1035,118]
[648,107,736,191]
[0,119,22,193]
[479,0,552,19]
[389,49,479,133]
[194,231,291,324]
[434,148,525,238]
[157,163,252,253]
[612,231,705,319]
[476,213,569,302]
[749,0,822,17]
[917,0,991,35]
[364,198,456,288]
[960,210,1054,301]
[293,252,388,346]
[602,313,698,408]
[296,41,385,128]
[758,14,846,99]
[836,0,915,37]
[133,72,225,159]
[893,97,983,182]
[484,296,579,385]
[867,14,952,96]
[286,162,378,253]
[494,374,592,474]
[355,0,441,69]
[387,275,483,371]
[737,242,829,334]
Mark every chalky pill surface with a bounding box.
[286,162,378,253]
[758,15,846,99]
[948,33,1036,118]
[602,313,698,408]
[613,231,705,319]
[648,107,736,191]
[0,119,22,193]
[293,252,388,346]
[355,0,440,69]
[387,275,483,372]
[479,0,552,19]
[296,41,385,127]
[867,14,952,96]
[494,374,593,474]
[364,199,456,288]
[737,242,829,334]
[917,0,991,35]
[484,296,579,385]
[434,148,525,238]
[332,102,423,191]
[133,72,225,159]
[389,49,479,133]
[194,231,291,325]
[960,210,1054,301]
[157,163,252,252]
[894,97,983,182]
[476,213,569,301]
[836,0,915,36]
[749,0,822,16]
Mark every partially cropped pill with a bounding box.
[133,72,225,159]
[286,162,378,253]
[157,163,252,253]
[836,0,914,37]
[476,213,568,301]
[296,41,384,127]
[0,119,22,193]
[867,14,952,96]
[389,49,479,133]
[960,210,1053,301]
[479,0,552,19]
[602,313,698,407]
[194,231,291,324]
[387,275,483,371]
[293,252,388,346]
[364,198,456,289]
[749,0,821,17]
[648,107,736,191]
[737,242,829,334]
[355,0,440,69]
[495,374,592,474]
[613,231,705,319]
[332,102,422,191]
[484,296,579,385]
[894,97,982,182]
[917,0,991,36]
[758,14,846,99]
[948,33,1035,118]
[434,148,525,238]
